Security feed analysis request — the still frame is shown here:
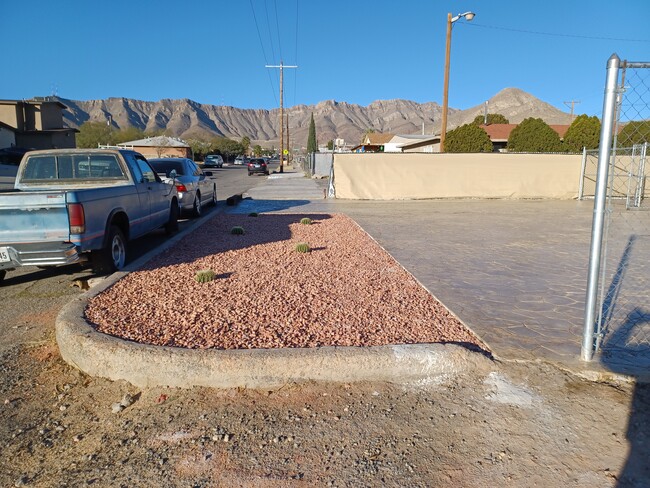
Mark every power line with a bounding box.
[249,0,278,106]
[273,0,283,61]
[292,0,299,106]
[264,0,277,64]
[564,100,581,121]
[465,22,650,43]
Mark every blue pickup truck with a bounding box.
[0,148,180,283]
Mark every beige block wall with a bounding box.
[334,153,583,200]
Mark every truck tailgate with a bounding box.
[0,191,70,243]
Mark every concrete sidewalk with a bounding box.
[225,170,650,381]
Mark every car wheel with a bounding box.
[192,193,202,217]
[165,201,179,235]
[210,186,217,206]
[92,225,126,274]
[0,269,6,284]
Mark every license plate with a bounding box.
[0,247,9,263]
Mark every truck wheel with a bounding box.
[192,193,202,217]
[92,225,126,274]
[165,202,179,235]
[0,270,5,284]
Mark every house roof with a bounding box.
[479,124,571,141]
[118,136,190,148]
[363,133,394,145]
[0,98,68,110]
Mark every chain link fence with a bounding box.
[583,56,650,371]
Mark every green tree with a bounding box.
[562,115,601,153]
[472,113,509,125]
[327,139,334,150]
[307,113,318,153]
[76,121,115,148]
[241,136,251,155]
[253,144,263,156]
[186,138,212,160]
[212,137,244,162]
[618,120,650,147]
[507,118,563,152]
[113,126,145,144]
[445,124,493,153]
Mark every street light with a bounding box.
[439,11,475,153]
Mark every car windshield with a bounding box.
[150,161,185,176]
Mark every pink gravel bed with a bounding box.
[85,213,486,351]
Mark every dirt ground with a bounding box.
[1,264,648,487]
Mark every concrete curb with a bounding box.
[56,294,492,389]
[55,197,494,390]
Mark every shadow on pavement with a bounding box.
[228,198,317,214]
[598,234,650,486]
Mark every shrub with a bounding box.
[295,242,311,253]
[618,120,650,147]
[472,113,509,125]
[195,269,216,283]
[507,117,563,152]
[248,212,258,217]
[300,217,312,225]
[563,114,601,153]
[445,123,493,153]
[231,226,245,235]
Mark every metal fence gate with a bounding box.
[582,55,650,371]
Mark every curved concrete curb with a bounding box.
[56,287,492,389]
[55,205,494,390]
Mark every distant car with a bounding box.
[203,154,223,168]
[248,158,269,176]
[234,156,250,165]
[149,158,217,217]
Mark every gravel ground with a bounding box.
[86,214,485,352]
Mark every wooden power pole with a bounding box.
[266,61,297,173]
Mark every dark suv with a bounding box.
[247,158,269,176]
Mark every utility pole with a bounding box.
[285,113,290,166]
[266,61,297,173]
[564,100,581,122]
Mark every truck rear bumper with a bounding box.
[0,242,81,270]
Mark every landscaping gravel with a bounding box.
[85,214,486,352]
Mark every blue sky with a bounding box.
[1,0,649,117]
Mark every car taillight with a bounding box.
[176,183,188,193]
[68,203,85,234]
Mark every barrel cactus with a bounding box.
[230,226,245,235]
[195,269,216,283]
[295,242,311,253]
[300,217,312,225]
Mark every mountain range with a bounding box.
[60,88,572,148]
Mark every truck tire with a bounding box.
[92,225,126,274]
[0,270,5,284]
[165,202,179,235]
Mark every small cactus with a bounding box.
[195,269,216,283]
[231,226,245,235]
[248,212,258,217]
[300,217,312,225]
[295,242,311,253]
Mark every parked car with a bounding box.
[203,154,223,168]
[149,158,217,217]
[248,158,269,176]
[234,156,250,165]
[0,149,179,280]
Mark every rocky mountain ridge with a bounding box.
[61,88,572,147]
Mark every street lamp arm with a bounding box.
[451,11,475,23]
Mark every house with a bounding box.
[117,136,192,159]
[479,124,571,152]
[351,133,394,153]
[398,124,572,153]
[0,98,78,151]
